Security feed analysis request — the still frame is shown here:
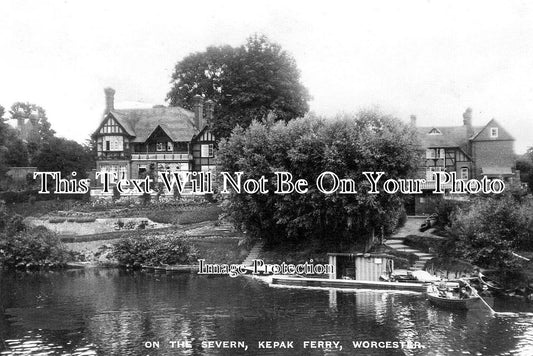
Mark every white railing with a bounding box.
[131,153,192,161]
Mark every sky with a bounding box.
[0,0,532,153]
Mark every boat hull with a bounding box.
[427,293,494,310]
[271,276,428,292]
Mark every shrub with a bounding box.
[173,188,181,201]
[112,185,121,201]
[430,199,468,231]
[442,194,533,267]
[109,234,198,268]
[0,226,75,269]
[5,214,26,235]
[141,192,151,205]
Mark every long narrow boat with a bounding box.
[427,283,494,310]
[427,292,487,310]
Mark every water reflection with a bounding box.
[1,269,533,355]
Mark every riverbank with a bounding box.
[64,221,251,266]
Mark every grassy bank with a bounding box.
[7,199,221,224]
[66,227,249,266]
[146,204,221,225]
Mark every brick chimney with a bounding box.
[463,107,474,137]
[104,87,115,113]
[410,115,417,126]
[205,99,215,125]
[192,94,204,129]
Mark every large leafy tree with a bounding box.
[0,105,9,177]
[217,111,419,247]
[0,106,29,177]
[440,193,533,285]
[167,34,310,139]
[33,137,93,179]
[0,102,94,190]
[9,102,55,161]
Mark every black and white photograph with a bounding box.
[1,0,533,355]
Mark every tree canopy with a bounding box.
[0,102,94,188]
[167,34,310,139]
[217,111,420,247]
[517,147,533,192]
[9,102,55,158]
[33,137,93,179]
[0,107,28,177]
[439,192,533,285]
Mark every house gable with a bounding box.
[471,119,514,141]
[145,125,174,144]
[193,126,215,143]
[94,112,135,137]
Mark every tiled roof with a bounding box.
[416,125,483,148]
[107,107,199,142]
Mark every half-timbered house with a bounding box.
[93,88,216,191]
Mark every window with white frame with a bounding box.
[167,142,173,151]
[99,164,126,182]
[103,136,123,151]
[425,148,445,159]
[156,142,164,151]
[490,127,498,138]
[138,164,147,177]
[119,166,127,180]
[201,144,214,157]
[460,167,469,180]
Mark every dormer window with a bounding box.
[156,142,164,151]
[428,128,442,135]
[490,127,498,138]
[167,142,173,151]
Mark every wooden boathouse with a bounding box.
[270,252,427,292]
[327,253,394,281]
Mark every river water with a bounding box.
[1,269,533,355]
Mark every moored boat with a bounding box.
[427,292,486,310]
[427,281,494,311]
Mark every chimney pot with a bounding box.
[104,87,115,113]
[463,107,474,145]
[463,107,472,126]
[192,94,204,129]
[205,99,215,125]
